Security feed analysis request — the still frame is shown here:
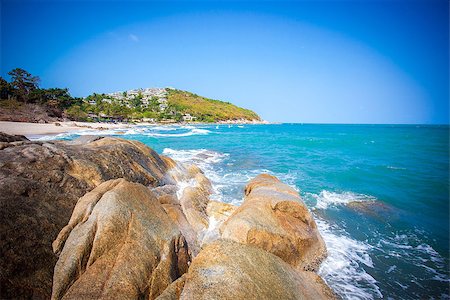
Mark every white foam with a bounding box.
[30,133,70,141]
[311,190,377,209]
[200,216,222,245]
[375,233,449,283]
[176,179,197,199]
[162,148,293,206]
[145,128,210,137]
[162,148,228,165]
[316,218,383,299]
[147,126,178,131]
[163,148,230,200]
[29,125,211,141]
[386,166,406,170]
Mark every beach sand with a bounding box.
[0,121,131,137]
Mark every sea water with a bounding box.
[39,124,449,299]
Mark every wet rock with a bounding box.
[180,185,210,233]
[201,201,238,245]
[347,200,394,219]
[153,184,179,205]
[162,162,214,257]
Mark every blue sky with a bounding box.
[1,0,448,124]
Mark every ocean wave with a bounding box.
[145,128,211,137]
[145,126,178,131]
[162,148,299,206]
[175,178,197,200]
[30,125,212,141]
[208,168,301,206]
[316,218,383,300]
[374,232,450,284]
[159,147,449,298]
[162,148,228,165]
[31,133,70,141]
[162,148,232,203]
[309,190,377,210]
[386,165,406,170]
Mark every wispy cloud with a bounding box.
[129,34,139,42]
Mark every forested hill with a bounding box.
[0,68,261,123]
[166,89,261,122]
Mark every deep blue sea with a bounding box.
[38,124,449,299]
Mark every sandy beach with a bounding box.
[0,121,131,137]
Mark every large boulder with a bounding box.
[0,136,173,299]
[180,239,335,300]
[220,174,326,271]
[52,179,189,300]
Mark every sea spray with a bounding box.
[315,218,382,299]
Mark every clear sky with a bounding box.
[1,0,448,124]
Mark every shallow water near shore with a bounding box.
[38,123,449,299]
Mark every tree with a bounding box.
[65,105,88,121]
[7,68,40,102]
[28,87,76,108]
[0,77,13,100]
[130,95,143,109]
[148,96,160,111]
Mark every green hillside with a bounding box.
[0,68,261,123]
[166,89,261,122]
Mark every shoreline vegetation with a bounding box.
[1,68,265,126]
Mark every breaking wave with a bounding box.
[316,218,383,299]
[29,125,212,141]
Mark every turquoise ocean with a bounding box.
[38,124,449,299]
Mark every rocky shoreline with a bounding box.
[0,133,335,299]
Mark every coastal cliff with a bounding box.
[0,133,334,299]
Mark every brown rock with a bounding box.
[206,200,237,223]
[201,201,238,246]
[180,239,336,300]
[0,103,62,123]
[0,136,173,299]
[179,185,210,233]
[51,179,189,300]
[162,204,201,257]
[221,174,326,271]
[156,274,186,300]
[161,155,178,170]
[0,132,29,142]
[347,200,395,220]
